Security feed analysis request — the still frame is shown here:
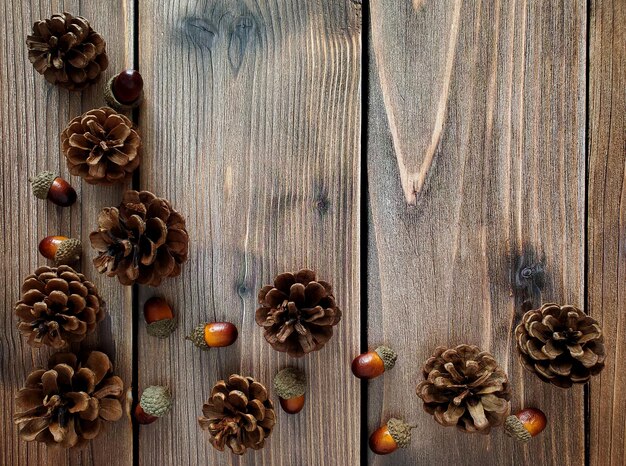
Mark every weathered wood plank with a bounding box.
[367,1,586,464]
[137,1,361,465]
[1,2,135,466]
[588,1,626,465]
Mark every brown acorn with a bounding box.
[29,171,77,207]
[351,346,397,379]
[369,418,415,455]
[135,386,172,425]
[505,408,547,442]
[104,69,144,111]
[143,297,177,338]
[186,322,238,350]
[38,235,82,264]
[274,367,306,414]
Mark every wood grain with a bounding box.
[588,1,626,465]
[1,1,135,466]
[137,1,361,465]
[368,0,586,464]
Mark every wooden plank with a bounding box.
[1,3,134,466]
[588,1,626,465]
[137,1,361,465]
[367,0,586,464]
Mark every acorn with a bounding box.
[274,367,306,414]
[505,408,547,442]
[369,418,415,455]
[134,385,173,425]
[351,346,397,379]
[29,171,77,207]
[38,236,82,264]
[104,69,144,111]
[186,322,238,350]
[143,297,177,338]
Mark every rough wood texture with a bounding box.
[368,1,586,464]
[137,1,361,465]
[1,2,134,466]
[588,1,626,465]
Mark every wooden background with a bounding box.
[1,1,623,465]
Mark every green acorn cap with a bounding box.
[374,346,397,372]
[504,415,532,443]
[186,323,209,350]
[387,418,414,448]
[147,315,178,338]
[139,386,173,417]
[104,76,143,111]
[54,238,82,264]
[273,367,306,399]
[29,171,57,199]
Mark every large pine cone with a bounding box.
[14,351,124,448]
[255,269,341,357]
[62,107,141,185]
[198,374,276,455]
[15,266,106,348]
[90,190,189,286]
[27,12,108,90]
[416,345,511,434]
[515,303,605,388]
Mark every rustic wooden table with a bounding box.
[2,1,624,465]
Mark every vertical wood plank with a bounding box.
[588,1,626,465]
[137,1,361,465]
[367,0,586,464]
[1,1,135,466]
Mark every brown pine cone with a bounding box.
[416,345,511,434]
[15,265,106,348]
[198,374,276,455]
[14,351,124,448]
[61,107,141,185]
[515,303,605,388]
[90,190,189,286]
[255,269,341,357]
[27,12,108,90]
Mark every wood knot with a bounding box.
[183,17,217,49]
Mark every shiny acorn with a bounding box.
[274,367,306,414]
[38,236,81,264]
[369,418,415,455]
[505,408,547,442]
[104,69,144,110]
[351,346,397,379]
[143,297,177,338]
[135,385,172,425]
[29,171,77,207]
[186,322,238,350]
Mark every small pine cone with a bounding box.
[90,190,189,286]
[27,12,108,90]
[15,265,106,348]
[198,374,276,455]
[515,303,605,388]
[255,269,341,357]
[14,351,124,448]
[61,107,141,185]
[416,345,511,434]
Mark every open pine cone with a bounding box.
[15,265,106,348]
[14,351,124,448]
[255,269,341,357]
[27,12,108,90]
[62,107,141,185]
[515,303,605,388]
[198,374,276,455]
[90,190,189,286]
[416,345,511,434]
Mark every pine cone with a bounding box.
[416,345,511,434]
[255,269,341,357]
[198,374,276,455]
[515,303,605,388]
[90,190,189,286]
[27,12,108,90]
[61,107,141,185]
[15,265,106,348]
[14,351,124,448]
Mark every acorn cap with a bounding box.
[29,171,56,199]
[55,238,82,264]
[387,418,413,448]
[147,315,178,338]
[186,323,209,350]
[139,385,172,417]
[274,367,306,399]
[504,415,532,443]
[374,346,397,372]
[104,76,143,111]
